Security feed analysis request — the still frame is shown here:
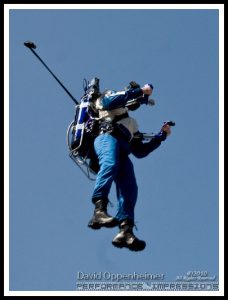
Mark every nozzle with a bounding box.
[24,41,37,49]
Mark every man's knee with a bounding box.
[102,162,118,176]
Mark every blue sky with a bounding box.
[6,5,223,295]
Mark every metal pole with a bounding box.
[24,41,79,105]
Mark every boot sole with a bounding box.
[112,240,124,248]
[88,220,119,230]
[88,223,102,230]
[112,240,146,251]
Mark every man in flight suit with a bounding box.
[88,81,172,251]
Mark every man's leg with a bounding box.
[115,156,138,222]
[92,133,119,199]
[112,156,146,251]
[88,133,119,229]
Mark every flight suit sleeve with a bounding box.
[102,88,144,110]
[130,131,167,159]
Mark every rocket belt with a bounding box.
[98,113,132,142]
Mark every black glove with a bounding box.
[137,94,149,105]
[127,81,141,90]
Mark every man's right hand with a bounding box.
[161,123,171,136]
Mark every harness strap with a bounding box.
[99,112,131,142]
[112,112,129,123]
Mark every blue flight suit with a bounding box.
[92,88,167,222]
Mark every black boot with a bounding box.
[112,219,146,251]
[88,198,119,229]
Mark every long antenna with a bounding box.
[24,41,79,105]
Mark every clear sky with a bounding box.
[6,5,221,294]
